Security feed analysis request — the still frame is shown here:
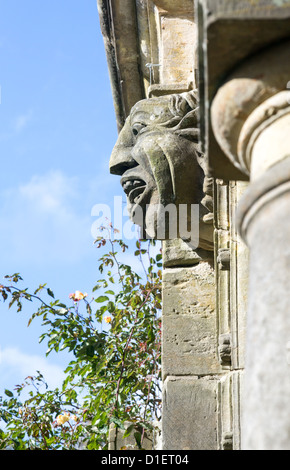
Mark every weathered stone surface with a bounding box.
[236,158,290,450]
[162,263,215,317]
[214,178,231,369]
[197,0,290,180]
[97,0,144,131]
[206,0,290,445]
[108,422,155,451]
[204,0,290,17]
[162,263,221,377]
[160,16,196,86]
[162,376,218,450]
[162,239,213,268]
[98,0,255,452]
[97,0,197,129]
[211,41,290,177]
[109,92,214,250]
[229,181,249,371]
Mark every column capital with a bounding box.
[236,156,290,245]
[237,91,290,178]
[211,40,290,179]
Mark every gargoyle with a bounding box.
[109,91,213,251]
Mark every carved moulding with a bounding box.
[211,39,290,180]
[211,40,290,242]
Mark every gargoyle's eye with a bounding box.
[132,123,146,137]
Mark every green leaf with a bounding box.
[123,424,135,439]
[57,308,68,315]
[111,417,125,429]
[134,431,142,449]
[47,288,55,298]
[56,302,67,308]
[0,228,162,449]
[95,295,109,303]
[4,389,13,398]
[92,284,101,292]
[86,345,95,357]
[46,347,52,356]
[107,301,115,313]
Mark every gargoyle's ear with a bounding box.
[180,90,198,110]
[175,107,199,130]
[172,91,199,141]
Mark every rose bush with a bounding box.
[0,225,162,450]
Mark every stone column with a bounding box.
[211,40,290,450]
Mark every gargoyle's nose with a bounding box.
[109,118,136,175]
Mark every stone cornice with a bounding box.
[97,0,145,132]
[197,0,290,180]
[211,40,290,177]
[238,91,290,177]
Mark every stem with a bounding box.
[109,239,125,290]
[112,288,154,431]
[140,344,161,447]
[4,285,56,312]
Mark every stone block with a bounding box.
[160,16,196,86]
[162,263,221,377]
[162,376,218,450]
[162,239,213,268]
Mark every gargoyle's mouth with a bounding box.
[121,178,147,205]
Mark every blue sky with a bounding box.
[0,1,140,394]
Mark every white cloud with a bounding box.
[14,109,33,132]
[0,347,65,391]
[0,170,93,266]
[19,170,78,214]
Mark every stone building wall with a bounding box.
[97,0,290,450]
[97,0,248,451]
[199,0,290,450]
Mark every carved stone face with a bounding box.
[109,92,213,250]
